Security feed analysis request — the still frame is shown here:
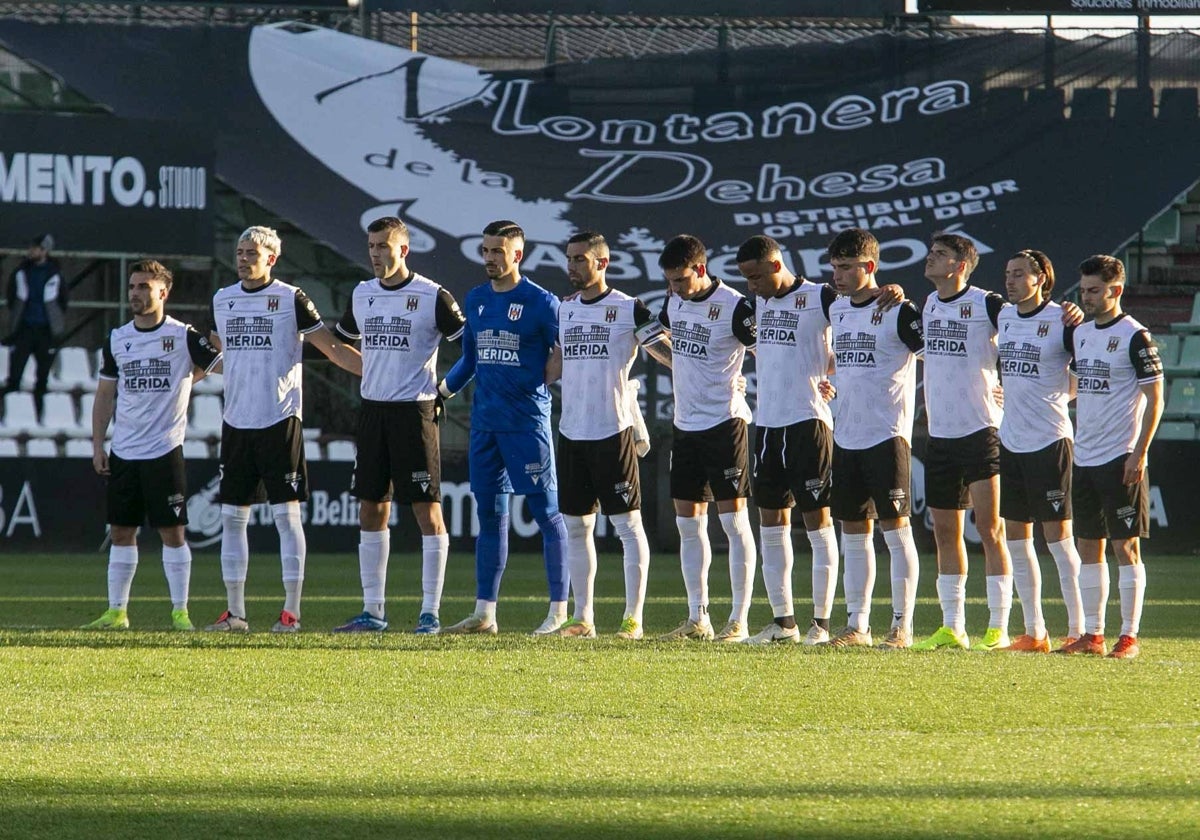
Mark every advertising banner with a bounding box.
[0,442,1187,553]
[0,23,1195,302]
[0,112,214,256]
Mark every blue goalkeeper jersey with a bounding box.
[445,276,559,432]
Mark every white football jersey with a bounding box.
[754,280,835,430]
[211,278,323,429]
[830,297,924,449]
[659,279,756,433]
[1072,314,1163,467]
[559,288,664,441]
[336,273,464,403]
[922,286,1005,439]
[997,301,1074,453]
[99,316,221,459]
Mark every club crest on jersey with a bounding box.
[407,296,419,311]
[708,305,722,321]
[795,294,807,310]
[267,296,280,312]
[508,303,524,321]
[1107,337,1120,352]
[960,304,972,319]
[1038,322,1050,337]
[871,310,884,325]
[605,307,618,323]
[162,337,174,352]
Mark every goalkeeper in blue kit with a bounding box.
[439,220,569,634]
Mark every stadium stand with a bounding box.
[40,393,78,436]
[1070,87,1110,120]
[26,438,57,456]
[1,392,40,436]
[1156,333,1182,368]
[1170,292,1200,334]
[64,438,93,458]
[304,439,323,462]
[52,347,97,392]
[188,394,223,438]
[1156,420,1195,441]
[1158,87,1199,122]
[1164,377,1200,420]
[325,440,355,461]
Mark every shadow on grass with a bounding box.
[2,776,1198,840]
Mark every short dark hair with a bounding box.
[129,259,173,292]
[567,231,609,258]
[658,234,707,271]
[826,228,879,263]
[31,233,53,251]
[931,232,979,276]
[1079,254,1125,285]
[1010,249,1056,294]
[482,220,525,242]
[367,216,409,241]
[735,235,781,264]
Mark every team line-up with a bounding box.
[70,219,1161,659]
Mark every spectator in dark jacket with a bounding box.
[4,233,68,418]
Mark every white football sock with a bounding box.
[564,513,598,624]
[1048,538,1084,637]
[610,510,649,624]
[1079,562,1109,636]
[759,524,794,619]
[107,544,138,610]
[720,509,756,626]
[1007,538,1045,638]
[1118,563,1146,637]
[359,529,389,618]
[161,543,191,611]
[476,598,496,622]
[937,573,967,635]
[883,526,919,634]
[808,524,839,622]
[842,531,875,634]
[273,502,306,616]
[986,574,1013,632]
[220,504,250,617]
[421,533,449,616]
[677,514,711,621]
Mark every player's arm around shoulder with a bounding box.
[306,324,363,376]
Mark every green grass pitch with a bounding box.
[1,549,1197,839]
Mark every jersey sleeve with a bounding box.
[732,297,756,348]
[436,288,466,341]
[99,334,118,380]
[633,299,667,346]
[820,284,837,321]
[985,293,1006,329]
[185,325,222,373]
[336,293,360,340]
[1063,324,1076,356]
[294,288,323,333]
[657,298,671,328]
[897,301,925,355]
[541,293,560,348]
[1130,330,1164,382]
